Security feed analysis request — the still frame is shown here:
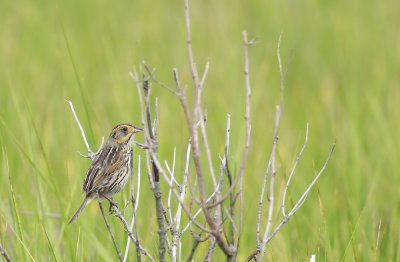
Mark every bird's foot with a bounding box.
[108,199,119,214]
[99,193,119,214]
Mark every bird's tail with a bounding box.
[68,197,92,224]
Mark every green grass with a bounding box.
[1,0,399,260]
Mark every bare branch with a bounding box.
[166,148,177,224]
[130,70,155,189]
[65,99,104,160]
[130,71,215,236]
[282,123,309,217]
[258,33,285,261]
[124,155,142,262]
[99,203,122,262]
[288,140,336,216]
[184,0,201,94]
[239,31,252,183]
[142,62,178,95]
[187,239,200,261]
[183,0,212,200]
[244,250,259,262]
[199,61,210,89]
[277,32,285,105]
[171,143,191,262]
[183,0,231,254]
[261,141,336,246]
[181,190,219,234]
[204,237,217,262]
[0,244,12,262]
[111,206,155,262]
[256,158,271,247]
[140,131,213,233]
[137,72,168,261]
[153,98,159,137]
[187,233,211,261]
[208,31,254,210]
[197,105,218,189]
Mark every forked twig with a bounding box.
[183,0,232,255]
[251,33,336,261]
[262,141,336,247]
[112,206,155,262]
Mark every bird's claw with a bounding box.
[108,199,119,214]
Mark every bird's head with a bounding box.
[109,123,143,145]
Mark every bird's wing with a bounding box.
[82,150,126,193]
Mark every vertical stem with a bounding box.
[153,182,166,261]
[143,75,166,262]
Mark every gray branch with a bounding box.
[65,99,104,160]
[99,203,122,262]
[0,244,12,262]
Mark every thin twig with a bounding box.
[99,203,122,262]
[262,141,336,246]
[208,32,254,211]
[207,154,226,260]
[288,141,336,216]
[197,106,218,189]
[237,31,252,187]
[181,190,219,234]
[131,197,141,262]
[0,244,12,262]
[166,148,178,224]
[199,61,210,89]
[258,33,285,261]
[65,99,104,160]
[183,0,232,255]
[187,238,200,261]
[124,155,142,262]
[223,114,234,245]
[171,142,191,262]
[130,70,155,189]
[205,237,217,262]
[184,0,208,208]
[282,123,309,217]
[133,122,212,234]
[142,62,178,95]
[187,233,211,261]
[153,98,159,137]
[244,250,259,262]
[231,32,254,256]
[255,32,285,248]
[112,206,155,262]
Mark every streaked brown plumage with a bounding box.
[68,123,142,224]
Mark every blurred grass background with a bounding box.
[1,0,399,260]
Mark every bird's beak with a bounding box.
[134,127,143,133]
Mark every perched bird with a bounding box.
[68,123,143,224]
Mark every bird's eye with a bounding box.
[123,127,128,132]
